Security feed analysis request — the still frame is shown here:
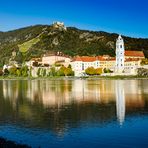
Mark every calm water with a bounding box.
[0,79,148,148]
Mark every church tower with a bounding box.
[115,35,125,73]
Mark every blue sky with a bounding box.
[0,0,148,38]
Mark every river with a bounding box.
[0,79,148,147]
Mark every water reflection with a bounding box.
[0,79,148,133]
[115,81,125,125]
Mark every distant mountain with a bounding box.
[0,24,148,66]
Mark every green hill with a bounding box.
[0,24,148,66]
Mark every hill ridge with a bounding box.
[0,24,147,66]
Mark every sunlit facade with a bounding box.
[71,35,145,76]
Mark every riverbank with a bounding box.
[0,137,31,148]
[0,75,148,81]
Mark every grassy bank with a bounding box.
[0,75,147,80]
[86,75,148,80]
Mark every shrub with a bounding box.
[104,68,113,73]
[3,68,9,75]
[95,68,103,75]
[49,67,57,76]
[137,68,148,77]
[37,68,41,77]
[85,67,96,75]
[0,69,3,76]
[21,65,29,77]
[8,66,17,76]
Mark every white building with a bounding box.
[40,55,71,68]
[115,35,125,73]
[71,35,145,76]
[71,56,100,76]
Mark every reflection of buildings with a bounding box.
[115,80,125,125]
[115,80,146,125]
[2,80,19,108]
[98,80,115,103]
[25,80,102,107]
[72,80,117,104]
[0,79,148,136]
[72,80,101,103]
[124,80,145,108]
[1,79,147,118]
[26,80,73,107]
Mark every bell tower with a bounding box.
[115,35,125,73]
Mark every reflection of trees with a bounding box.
[2,80,19,109]
[0,97,116,135]
[0,79,148,135]
[0,80,117,135]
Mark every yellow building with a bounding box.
[71,50,145,76]
[71,35,145,76]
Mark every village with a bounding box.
[2,35,147,77]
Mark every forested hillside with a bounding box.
[0,24,148,66]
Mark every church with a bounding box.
[71,35,145,76]
[115,35,144,74]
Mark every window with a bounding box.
[82,63,84,70]
[120,45,122,48]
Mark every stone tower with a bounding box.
[115,35,125,73]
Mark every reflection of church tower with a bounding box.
[116,35,125,73]
[115,80,125,125]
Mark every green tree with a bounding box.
[3,68,9,75]
[49,67,57,76]
[85,67,96,75]
[95,68,103,75]
[0,68,3,76]
[68,64,72,69]
[64,67,71,76]
[8,66,17,76]
[104,68,112,73]
[21,65,29,77]
[16,69,21,76]
[37,68,41,77]
[57,66,65,76]
[42,69,46,77]
[64,66,74,76]
[141,58,148,65]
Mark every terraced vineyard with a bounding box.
[18,37,40,53]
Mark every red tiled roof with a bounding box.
[73,51,144,62]
[73,56,116,62]
[74,56,97,62]
[125,51,144,57]
[98,56,115,61]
